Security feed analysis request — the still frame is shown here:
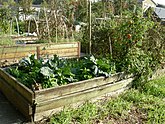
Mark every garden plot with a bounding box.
[0,55,134,122]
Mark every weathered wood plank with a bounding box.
[0,51,36,60]
[0,57,24,67]
[34,87,129,122]
[0,58,19,63]
[40,48,78,55]
[0,78,33,120]
[58,52,79,57]
[40,52,78,58]
[35,73,129,103]
[12,36,38,41]
[0,60,18,68]
[39,43,78,50]
[0,46,36,53]
[0,49,78,60]
[0,42,78,53]
[0,42,80,61]
[35,77,133,113]
[40,42,79,46]
[0,68,34,104]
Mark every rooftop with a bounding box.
[155,7,165,21]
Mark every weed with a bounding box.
[49,76,165,124]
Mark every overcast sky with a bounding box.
[91,0,165,6]
[154,0,165,5]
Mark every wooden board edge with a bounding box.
[35,72,128,102]
[35,77,134,113]
[0,78,33,121]
[0,68,34,104]
[0,46,37,53]
[33,78,133,121]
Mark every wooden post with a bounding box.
[88,0,92,54]
[78,42,81,58]
[109,36,112,58]
[37,46,40,59]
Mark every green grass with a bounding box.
[47,76,165,124]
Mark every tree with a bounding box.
[18,0,33,20]
[0,0,15,34]
[113,0,140,16]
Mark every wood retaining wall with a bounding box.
[0,66,164,122]
[0,42,80,67]
[0,68,133,122]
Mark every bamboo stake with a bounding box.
[10,20,12,35]
[53,10,58,43]
[28,20,31,34]
[44,7,51,43]
[33,17,40,39]
[88,0,92,54]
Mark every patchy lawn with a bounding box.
[39,76,165,124]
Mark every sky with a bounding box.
[91,0,165,6]
[154,0,165,5]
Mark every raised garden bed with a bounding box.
[0,67,134,122]
[0,42,80,67]
[0,54,164,122]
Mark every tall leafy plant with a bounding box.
[82,8,165,87]
[0,0,15,34]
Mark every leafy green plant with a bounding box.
[82,8,165,88]
[7,54,114,90]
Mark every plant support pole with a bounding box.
[53,10,58,43]
[109,36,112,58]
[15,17,20,36]
[44,7,51,43]
[89,0,92,54]
[33,17,40,39]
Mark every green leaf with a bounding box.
[19,56,32,66]
[40,67,54,77]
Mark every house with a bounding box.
[142,0,157,12]
[142,0,165,12]
[154,7,165,24]
[141,0,165,23]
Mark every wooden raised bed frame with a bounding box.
[0,42,80,66]
[0,68,134,122]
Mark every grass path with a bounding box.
[42,76,165,124]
